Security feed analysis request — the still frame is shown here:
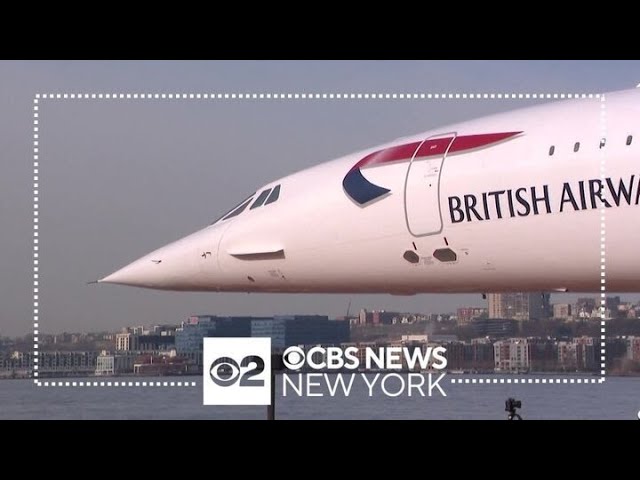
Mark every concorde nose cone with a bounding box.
[97,226,221,290]
[98,235,192,289]
[99,255,167,288]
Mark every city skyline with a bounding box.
[5,295,640,380]
[2,292,637,338]
[5,316,640,378]
[4,61,640,336]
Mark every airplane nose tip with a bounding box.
[99,257,163,288]
[97,227,218,290]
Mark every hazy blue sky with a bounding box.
[2,60,640,337]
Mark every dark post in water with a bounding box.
[268,354,284,420]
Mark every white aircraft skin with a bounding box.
[99,88,640,294]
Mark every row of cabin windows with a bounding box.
[220,184,281,221]
[549,135,633,156]
[251,184,280,210]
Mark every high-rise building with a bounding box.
[487,294,502,319]
[487,292,551,320]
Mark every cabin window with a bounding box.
[574,142,580,152]
[211,193,255,225]
[223,198,253,220]
[265,184,281,205]
[627,135,633,146]
[210,194,256,224]
[549,146,555,156]
[250,189,272,210]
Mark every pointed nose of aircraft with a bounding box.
[99,228,219,290]
[99,256,166,288]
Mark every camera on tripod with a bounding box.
[505,398,522,420]
[505,398,521,411]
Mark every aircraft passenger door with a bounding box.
[404,132,457,237]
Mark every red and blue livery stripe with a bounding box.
[343,132,522,205]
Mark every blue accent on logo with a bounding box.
[342,169,391,205]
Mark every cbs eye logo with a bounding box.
[209,355,265,387]
[282,346,305,370]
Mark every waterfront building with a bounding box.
[95,350,137,375]
[463,339,494,371]
[251,315,349,350]
[529,338,557,371]
[116,332,175,352]
[95,352,114,375]
[573,336,599,371]
[174,315,255,362]
[116,333,138,351]
[626,336,640,361]
[557,341,578,369]
[471,318,518,337]
[494,338,530,372]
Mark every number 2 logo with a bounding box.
[209,355,265,387]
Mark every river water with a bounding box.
[1,374,638,419]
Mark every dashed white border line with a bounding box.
[34,92,602,100]
[599,95,608,383]
[32,92,606,387]
[37,380,197,387]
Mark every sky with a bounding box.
[2,60,640,337]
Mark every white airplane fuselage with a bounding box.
[100,89,640,294]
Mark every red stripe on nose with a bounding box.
[350,131,521,172]
[448,132,522,154]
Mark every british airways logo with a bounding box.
[342,132,522,205]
